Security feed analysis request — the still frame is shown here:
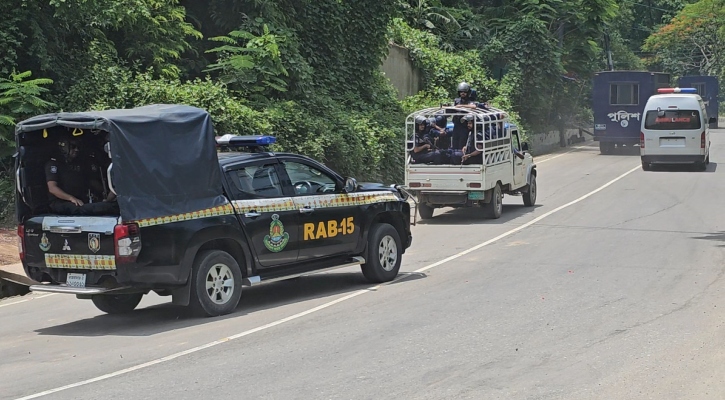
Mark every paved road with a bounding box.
[2,137,725,400]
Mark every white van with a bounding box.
[640,87,713,171]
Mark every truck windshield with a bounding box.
[645,110,701,130]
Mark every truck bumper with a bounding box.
[642,155,705,164]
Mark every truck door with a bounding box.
[277,158,362,261]
[512,130,527,187]
[225,161,300,267]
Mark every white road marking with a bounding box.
[0,293,55,309]
[14,164,641,400]
[415,164,640,273]
[536,145,590,164]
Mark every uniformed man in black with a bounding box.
[454,82,490,110]
[411,116,442,164]
[461,114,484,165]
[45,137,118,215]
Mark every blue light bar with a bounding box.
[658,87,698,94]
[216,134,277,147]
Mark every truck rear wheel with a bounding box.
[361,223,402,283]
[523,175,536,207]
[190,250,243,317]
[599,141,614,155]
[483,184,503,219]
[418,203,434,220]
[91,293,143,314]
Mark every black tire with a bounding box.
[361,223,402,283]
[599,141,613,155]
[418,203,434,220]
[483,184,503,219]
[523,174,536,207]
[189,250,243,317]
[91,293,143,314]
[641,160,651,171]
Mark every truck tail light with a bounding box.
[17,224,24,261]
[640,132,645,149]
[701,131,706,149]
[114,223,141,264]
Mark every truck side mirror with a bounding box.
[343,177,358,193]
[521,142,529,152]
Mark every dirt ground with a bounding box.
[0,228,20,265]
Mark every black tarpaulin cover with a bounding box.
[15,104,228,221]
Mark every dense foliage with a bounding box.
[0,0,718,221]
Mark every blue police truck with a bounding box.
[678,75,719,128]
[593,71,671,154]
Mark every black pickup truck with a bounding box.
[15,105,412,317]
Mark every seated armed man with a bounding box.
[460,114,484,165]
[45,137,119,215]
[411,116,442,164]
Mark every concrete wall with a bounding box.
[381,44,423,100]
[529,129,584,155]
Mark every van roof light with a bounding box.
[658,87,698,94]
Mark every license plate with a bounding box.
[66,273,86,288]
[468,191,484,200]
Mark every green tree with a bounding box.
[0,71,55,158]
[643,0,725,78]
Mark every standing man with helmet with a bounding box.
[454,82,490,110]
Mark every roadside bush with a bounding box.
[68,71,404,183]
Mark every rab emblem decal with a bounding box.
[39,233,51,252]
[88,233,100,253]
[263,214,289,253]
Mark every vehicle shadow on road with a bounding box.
[646,162,718,173]
[692,232,725,247]
[34,272,425,336]
[602,145,640,156]
[415,203,543,226]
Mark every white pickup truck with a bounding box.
[404,106,537,220]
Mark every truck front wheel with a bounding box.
[190,250,243,317]
[523,175,537,207]
[91,293,143,314]
[361,223,402,283]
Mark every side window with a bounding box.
[512,130,521,151]
[610,83,639,106]
[281,161,337,195]
[226,163,283,199]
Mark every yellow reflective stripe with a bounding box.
[231,191,399,212]
[44,254,116,270]
[134,191,399,227]
[135,203,235,227]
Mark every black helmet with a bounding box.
[414,115,430,129]
[457,82,471,93]
[59,137,81,162]
[435,115,447,127]
[461,114,475,123]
